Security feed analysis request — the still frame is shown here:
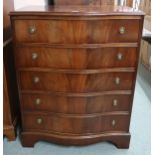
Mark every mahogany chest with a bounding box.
[10,5,144,148]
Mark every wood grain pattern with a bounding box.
[16,47,138,69]
[19,71,135,92]
[21,93,132,114]
[23,112,130,134]
[14,19,140,44]
[10,5,144,148]
[16,43,138,48]
[21,132,131,148]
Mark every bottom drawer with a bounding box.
[23,112,130,134]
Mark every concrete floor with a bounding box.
[3,74,151,155]
[138,63,151,99]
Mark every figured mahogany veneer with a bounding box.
[19,71,135,92]
[14,19,140,44]
[23,112,130,134]
[21,93,132,113]
[16,47,138,69]
[10,5,144,148]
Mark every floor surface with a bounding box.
[3,76,151,155]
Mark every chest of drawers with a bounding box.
[10,5,144,148]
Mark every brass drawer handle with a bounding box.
[33,77,40,84]
[117,53,123,60]
[35,98,41,105]
[119,26,125,34]
[112,120,116,126]
[28,26,36,34]
[32,52,38,60]
[37,118,43,124]
[115,77,120,85]
[113,99,118,107]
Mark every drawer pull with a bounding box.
[28,26,36,34]
[112,120,116,126]
[37,118,43,124]
[35,98,41,105]
[119,26,125,34]
[33,77,40,83]
[32,52,38,60]
[113,99,118,107]
[115,77,120,85]
[117,53,123,60]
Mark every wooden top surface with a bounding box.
[10,5,144,16]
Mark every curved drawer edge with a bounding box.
[21,90,133,97]
[17,43,138,48]
[21,131,131,148]
[18,67,136,74]
[23,111,130,118]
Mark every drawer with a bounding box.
[21,93,132,113]
[16,47,138,69]
[14,19,140,43]
[23,112,130,134]
[19,71,135,92]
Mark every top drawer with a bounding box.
[13,19,140,44]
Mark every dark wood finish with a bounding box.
[21,93,132,113]
[21,132,131,148]
[3,0,19,141]
[23,112,130,134]
[19,71,135,92]
[14,19,140,44]
[15,47,138,69]
[3,40,19,141]
[3,65,16,141]
[10,5,144,148]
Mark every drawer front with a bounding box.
[16,47,138,69]
[14,19,140,43]
[23,113,130,134]
[21,93,132,113]
[19,71,135,92]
